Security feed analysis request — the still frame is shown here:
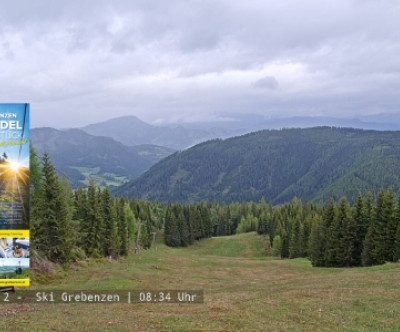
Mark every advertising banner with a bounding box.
[0,104,30,287]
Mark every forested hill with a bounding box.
[114,127,400,204]
[32,127,174,187]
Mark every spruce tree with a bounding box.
[199,205,212,238]
[324,198,337,267]
[393,194,400,262]
[272,235,283,258]
[124,202,137,249]
[116,198,129,256]
[352,192,365,266]
[101,187,120,257]
[331,197,350,266]
[365,191,373,229]
[164,205,181,247]
[342,203,357,266]
[84,180,103,256]
[382,188,396,261]
[177,207,190,246]
[308,214,325,266]
[373,189,389,264]
[30,145,43,252]
[289,217,301,259]
[39,153,75,263]
[258,211,270,235]
[363,189,386,265]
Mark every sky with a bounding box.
[0,0,399,128]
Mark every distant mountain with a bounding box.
[114,127,400,204]
[81,114,400,151]
[177,114,400,132]
[81,116,226,150]
[31,128,174,187]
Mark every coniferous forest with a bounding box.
[31,146,400,269]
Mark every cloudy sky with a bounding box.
[1,0,399,128]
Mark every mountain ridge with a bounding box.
[113,126,400,204]
[31,127,175,187]
[79,114,400,151]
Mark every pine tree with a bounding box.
[164,205,181,247]
[352,192,366,266]
[373,189,389,264]
[342,203,357,266]
[177,206,190,246]
[289,217,301,259]
[393,194,400,262]
[382,188,396,261]
[363,189,386,265]
[39,153,75,262]
[101,187,120,257]
[308,214,325,266]
[257,211,270,235]
[114,198,128,255]
[123,202,137,250]
[30,145,43,252]
[189,206,202,241]
[365,191,373,229]
[272,235,283,258]
[84,180,103,256]
[140,220,151,249]
[324,198,337,267]
[199,205,212,238]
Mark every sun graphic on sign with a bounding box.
[0,158,29,186]
[9,161,20,172]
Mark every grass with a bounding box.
[1,232,400,331]
[0,268,30,279]
[70,166,129,187]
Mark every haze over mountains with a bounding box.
[114,127,400,204]
[80,114,400,150]
[32,113,400,199]
[31,128,174,187]
[81,116,234,150]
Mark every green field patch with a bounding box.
[70,166,129,187]
[3,234,400,331]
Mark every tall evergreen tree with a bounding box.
[352,192,366,266]
[117,198,129,255]
[324,198,337,267]
[393,192,400,262]
[393,193,400,262]
[164,205,181,247]
[38,153,75,262]
[124,202,137,249]
[177,207,190,246]
[382,188,396,261]
[272,235,283,258]
[363,189,386,265]
[84,180,104,256]
[30,145,43,252]
[289,217,302,259]
[309,214,325,266]
[101,187,120,257]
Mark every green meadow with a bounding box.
[1,232,400,331]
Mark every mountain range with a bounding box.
[81,116,233,150]
[31,127,174,187]
[113,127,400,204]
[80,114,400,150]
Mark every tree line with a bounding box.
[309,190,400,267]
[30,147,400,268]
[164,203,212,247]
[165,192,400,268]
[30,147,156,264]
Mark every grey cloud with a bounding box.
[252,76,278,90]
[0,0,399,128]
